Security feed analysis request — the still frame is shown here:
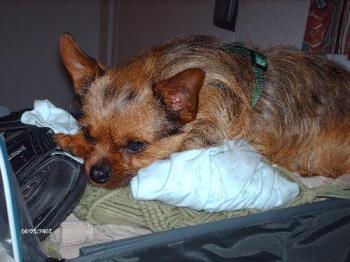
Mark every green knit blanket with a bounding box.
[74,168,350,232]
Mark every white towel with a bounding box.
[131,140,299,212]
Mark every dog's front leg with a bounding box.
[55,133,91,158]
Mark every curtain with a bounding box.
[302,0,350,59]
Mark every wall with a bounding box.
[234,0,310,49]
[4,0,346,112]
[234,0,349,69]
[0,0,101,111]
[0,0,232,111]
[114,0,234,65]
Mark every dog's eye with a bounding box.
[125,141,145,154]
[82,127,96,144]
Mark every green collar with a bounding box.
[220,42,267,107]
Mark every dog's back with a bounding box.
[156,37,350,177]
[247,48,350,176]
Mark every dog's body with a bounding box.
[57,34,350,188]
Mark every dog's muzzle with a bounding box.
[89,162,112,184]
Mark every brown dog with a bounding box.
[56,33,350,188]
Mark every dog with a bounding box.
[56,33,350,189]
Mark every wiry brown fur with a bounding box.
[57,34,350,188]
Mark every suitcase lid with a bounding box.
[0,134,47,262]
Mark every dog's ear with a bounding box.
[60,33,105,94]
[154,68,205,124]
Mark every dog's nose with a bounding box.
[89,163,112,184]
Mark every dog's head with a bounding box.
[59,33,205,188]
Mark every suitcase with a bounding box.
[0,110,349,262]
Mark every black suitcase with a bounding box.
[74,198,350,262]
[0,111,86,241]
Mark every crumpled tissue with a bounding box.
[21,100,80,135]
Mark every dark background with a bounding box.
[1,0,334,112]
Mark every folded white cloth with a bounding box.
[131,140,300,212]
[21,100,80,135]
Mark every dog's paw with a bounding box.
[54,132,91,159]
[54,133,74,150]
